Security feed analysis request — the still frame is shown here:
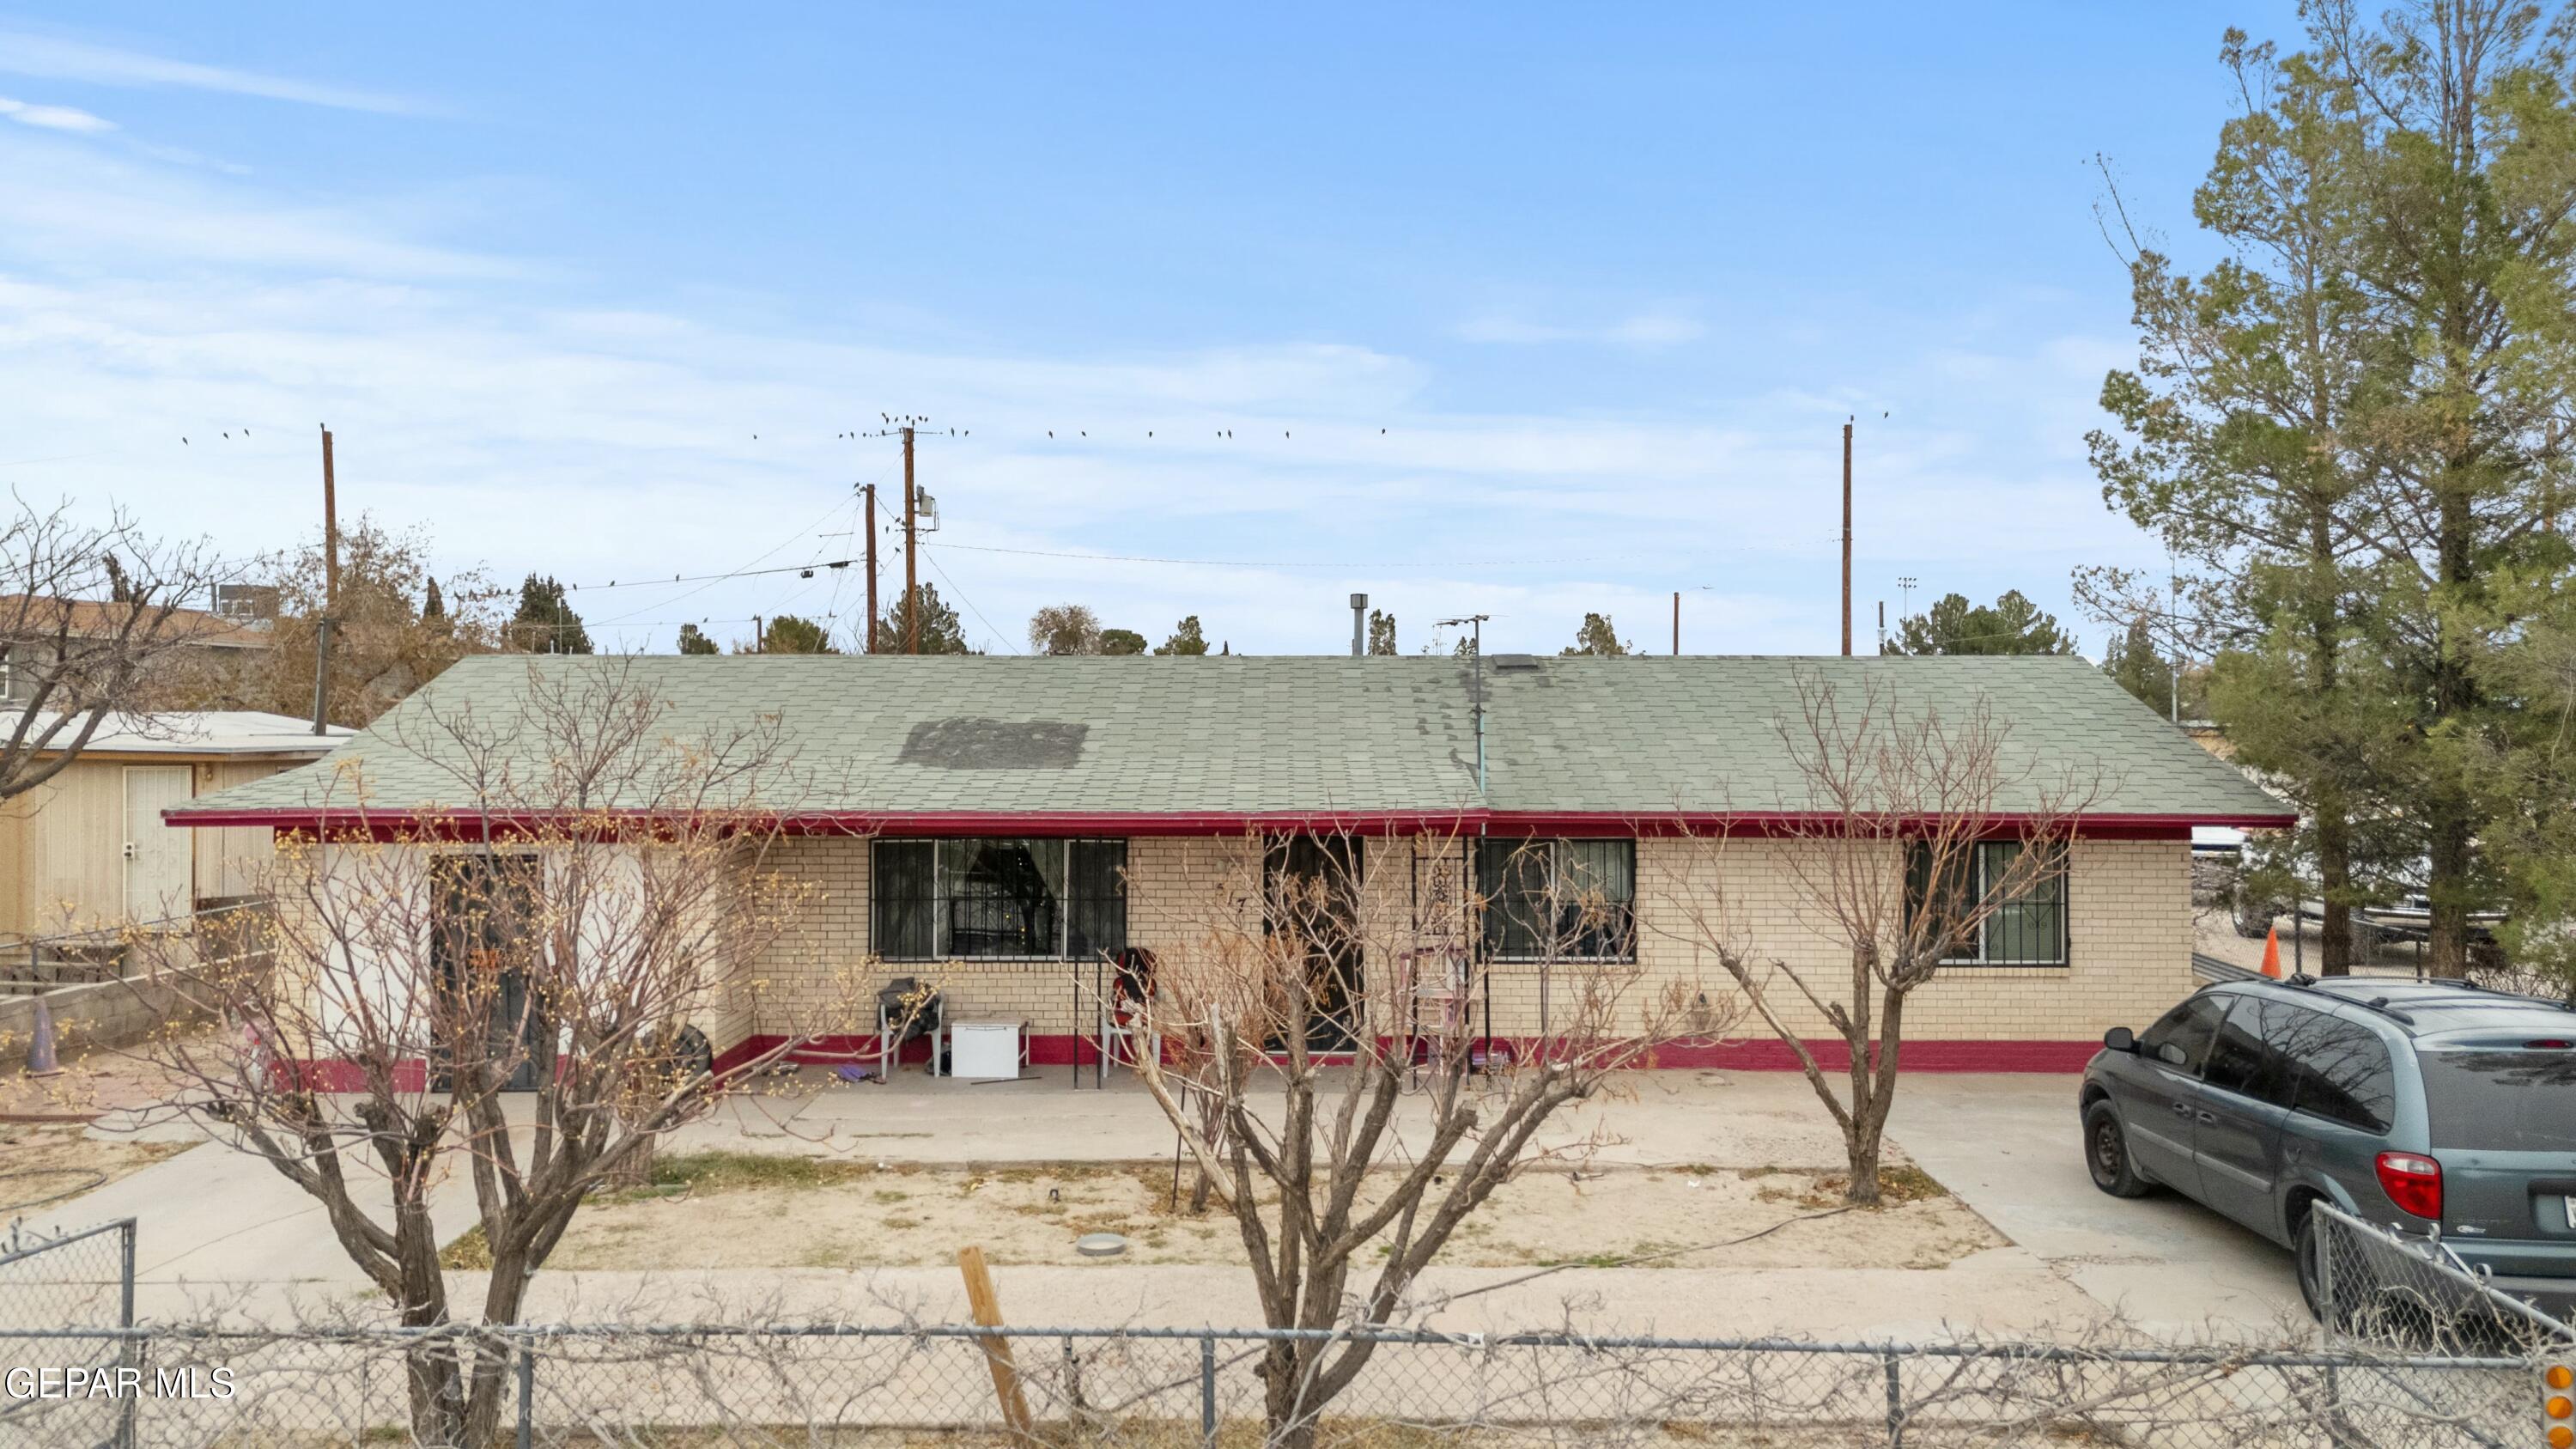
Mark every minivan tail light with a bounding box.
[2375,1151,2443,1220]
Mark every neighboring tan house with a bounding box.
[0,595,276,709]
[0,711,349,941]
[167,654,2288,1074]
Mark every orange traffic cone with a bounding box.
[2260,923,2283,979]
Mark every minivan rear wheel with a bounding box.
[2083,1100,2150,1197]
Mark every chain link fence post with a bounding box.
[1881,1347,1902,1446]
[115,1219,137,1449]
[516,1334,535,1449]
[1200,1332,1218,1447]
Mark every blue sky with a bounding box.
[0,3,2293,656]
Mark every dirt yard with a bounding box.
[471,1152,2003,1274]
[0,1121,188,1215]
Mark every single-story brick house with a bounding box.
[166,653,2287,1074]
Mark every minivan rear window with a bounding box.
[2420,1049,2576,1151]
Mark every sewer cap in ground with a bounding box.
[1074,1233,1129,1257]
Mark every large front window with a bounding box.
[1474,837,1636,962]
[872,838,1127,961]
[1906,839,2068,966]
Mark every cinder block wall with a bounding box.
[728,832,2193,1055]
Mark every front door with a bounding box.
[121,765,194,922]
[1267,835,1363,1050]
[431,852,545,1092]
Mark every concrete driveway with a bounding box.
[40,1067,2310,1337]
[1890,1075,2307,1334]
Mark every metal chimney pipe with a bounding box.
[1350,594,1368,657]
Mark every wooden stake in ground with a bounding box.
[957,1245,1034,1438]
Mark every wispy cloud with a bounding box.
[0,118,2150,658]
[0,30,416,114]
[0,95,112,131]
[1455,309,1707,348]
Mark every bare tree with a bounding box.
[1028,602,1103,655]
[0,494,231,801]
[1123,825,1715,1449]
[129,661,866,1446]
[1654,672,2097,1206]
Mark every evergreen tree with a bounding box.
[1099,628,1147,655]
[877,585,972,654]
[1562,612,1631,656]
[2100,616,2177,713]
[1367,609,1397,655]
[422,576,446,622]
[1881,591,2074,656]
[676,623,718,655]
[507,574,592,654]
[2093,4,2576,976]
[1153,616,1210,656]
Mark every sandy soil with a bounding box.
[0,1120,189,1215]
[516,1156,2004,1274]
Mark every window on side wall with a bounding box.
[870,837,1127,962]
[1474,837,1637,962]
[1905,839,2068,967]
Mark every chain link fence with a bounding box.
[2310,1199,2576,1351]
[0,1215,137,1446]
[0,1318,2563,1448]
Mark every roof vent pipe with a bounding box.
[1350,594,1368,657]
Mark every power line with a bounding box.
[921,547,1019,654]
[921,541,1656,571]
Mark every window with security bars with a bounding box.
[1905,839,2068,966]
[1474,837,1637,962]
[871,838,1127,961]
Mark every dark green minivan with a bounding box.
[2079,975,2576,1322]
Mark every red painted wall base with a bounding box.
[272,1035,2100,1095]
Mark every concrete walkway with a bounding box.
[32,1067,2305,1341]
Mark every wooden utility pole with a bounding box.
[1840,420,1853,657]
[312,424,339,734]
[902,426,920,654]
[862,483,879,653]
[956,1246,1033,1436]
[1672,590,1680,655]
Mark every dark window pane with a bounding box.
[872,841,935,960]
[2202,997,2281,1104]
[2421,1050,2576,1151]
[2142,995,2227,1074]
[2272,1008,2394,1133]
[1907,843,1977,963]
[1066,839,1128,960]
[1477,839,1550,959]
[1979,841,2067,965]
[1558,838,1637,960]
[941,838,1062,958]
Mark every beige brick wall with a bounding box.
[729,831,2193,1050]
[1628,835,2190,1043]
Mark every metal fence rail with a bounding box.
[0,1318,2561,1448]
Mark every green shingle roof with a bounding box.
[170,653,2287,825]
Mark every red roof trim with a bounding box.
[170,805,2297,837]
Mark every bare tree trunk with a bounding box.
[2317,795,2356,977]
